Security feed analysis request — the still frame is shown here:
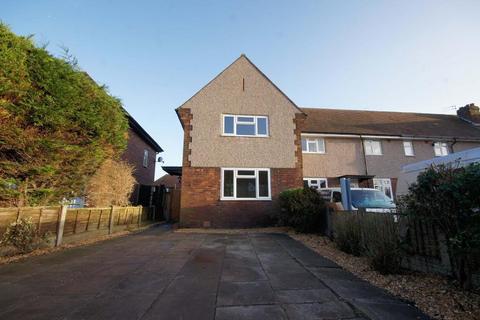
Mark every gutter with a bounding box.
[301,132,480,143]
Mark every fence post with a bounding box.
[137,207,142,227]
[55,205,67,247]
[108,206,115,235]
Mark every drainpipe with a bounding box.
[450,138,457,153]
[359,136,370,187]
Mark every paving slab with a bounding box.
[0,227,430,320]
[283,301,357,319]
[215,305,288,320]
[217,281,275,306]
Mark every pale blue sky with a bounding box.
[2,0,480,177]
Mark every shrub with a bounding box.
[332,211,404,273]
[401,163,480,289]
[1,217,43,253]
[362,213,404,274]
[86,159,136,207]
[277,187,326,233]
[332,212,363,256]
[0,23,128,207]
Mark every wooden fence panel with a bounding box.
[1,205,149,244]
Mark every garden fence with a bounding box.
[0,205,154,246]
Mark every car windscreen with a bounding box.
[351,190,396,209]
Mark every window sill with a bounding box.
[302,151,326,154]
[221,134,269,138]
[220,197,272,201]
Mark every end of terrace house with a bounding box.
[174,55,480,228]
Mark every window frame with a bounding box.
[222,114,269,137]
[303,178,328,189]
[301,137,326,154]
[403,140,415,157]
[364,139,383,156]
[221,168,271,200]
[433,142,449,157]
[143,149,149,167]
[373,178,394,200]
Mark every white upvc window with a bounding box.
[222,115,269,137]
[221,168,271,200]
[303,178,328,189]
[373,178,393,199]
[364,140,382,155]
[403,141,415,156]
[433,142,449,156]
[301,137,326,153]
[143,149,149,167]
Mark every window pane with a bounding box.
[237,116,254,123]
[259,171,269,197]
[223,170,234,197]
[373,141,381,154]
[403,141,414,156]
[236,178,256,198]
[224,116,234,134]
[317,139,325,153]
[303,180,309,188]
[236,124,256,135]
[301,138,307,151]
[237,170,255,176]
[307,140,318,152]
[257,117,268,135]
[319,179,327,188]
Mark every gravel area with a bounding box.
[289,232,480,320]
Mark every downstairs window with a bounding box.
[221,168,271,200]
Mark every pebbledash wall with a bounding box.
[177,56,305,228]
[302,136,480,193]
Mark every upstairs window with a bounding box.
[433,142,449,156]
[403,141,415,156]
[221,168,271,200]
[301,137,325,153]
[143,149,149,167]
[364,140,382,155]
[222,115,269,137]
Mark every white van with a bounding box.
[397,147,480,197]
[319,188,396,213]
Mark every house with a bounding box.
[154,174,181,190]
[175,55,480,228]
[121,114,163,204]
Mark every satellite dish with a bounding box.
[157,156,164,163]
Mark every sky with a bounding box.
[2,0,480,178]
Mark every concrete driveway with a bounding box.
[0,225,428,320]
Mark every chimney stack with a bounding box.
[457,103,480,126]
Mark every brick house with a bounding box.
[121,114,163,204]
[176,55,480,228]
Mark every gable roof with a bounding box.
[301,107,480,140]
[175,54,305,125]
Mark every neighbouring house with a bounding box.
[175,55,480,228]
[154,174,181,190]
[121,114,163,204]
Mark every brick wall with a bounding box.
[121,128,157,202]
[180,167,302,228]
